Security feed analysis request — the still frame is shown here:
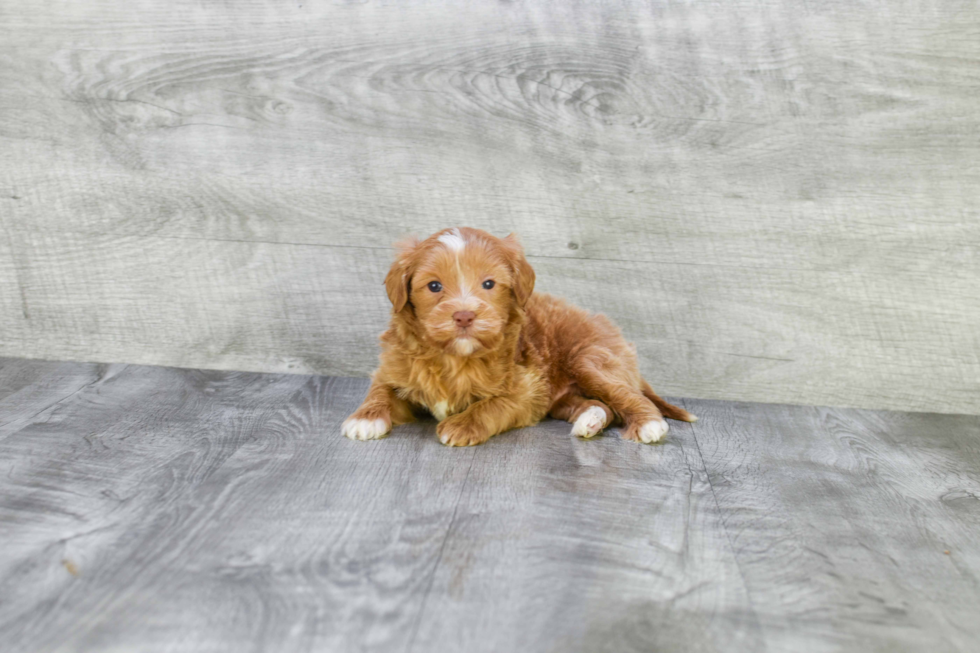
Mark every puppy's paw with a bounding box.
[437,415,492,447]
[623,419,669,444]
[342,416,390,441]
[571,405,607,438]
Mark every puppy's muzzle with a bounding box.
[453,311,475,328]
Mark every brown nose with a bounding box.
[453,311,475,328]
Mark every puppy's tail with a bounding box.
[641,380,698,422]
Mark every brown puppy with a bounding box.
[342,227,696,446]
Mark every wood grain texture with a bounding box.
[0,359,107,442]
[408,414,763,653]
[685,397,980,652]
[1,1,979,414]
[0,360,475,652]
[2,358,979,652]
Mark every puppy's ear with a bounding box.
[384,236,420,312]
[502,233,535,307]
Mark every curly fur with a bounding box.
[342,227,696,446]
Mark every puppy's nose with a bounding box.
[453,311,475,328]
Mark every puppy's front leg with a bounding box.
[437,393,540,447]
[342,379,414,441]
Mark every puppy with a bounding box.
[342,227,696,446]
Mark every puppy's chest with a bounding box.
[398,359,502,420]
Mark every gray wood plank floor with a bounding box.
[1,357,978,652]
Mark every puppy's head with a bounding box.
[384,227,534,356]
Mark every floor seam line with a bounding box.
[0,364,122,438]
[404,448,477,653]
[683,399,770,653]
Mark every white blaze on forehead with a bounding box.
[437,228,474,295]
[437,228,466,252]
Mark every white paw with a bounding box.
[342,418,389,441]
[571,406,607,438]
[639,419,669,443]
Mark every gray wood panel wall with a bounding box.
[1,0,978,414]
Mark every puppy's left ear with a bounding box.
[502,233,535,307]
[384,235,420,312]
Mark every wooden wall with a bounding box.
[1,0,978,414]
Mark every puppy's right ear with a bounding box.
[501,232,535,308]
[384,236,420,312]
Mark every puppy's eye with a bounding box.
[482,280,495,290]
[427,281,442,292]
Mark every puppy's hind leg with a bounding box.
[575,368,669,444]
[641,379,698,423]
[549,392,614,438]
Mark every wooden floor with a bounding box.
[1,357,979,652]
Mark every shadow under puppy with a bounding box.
[343,227,697,446]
